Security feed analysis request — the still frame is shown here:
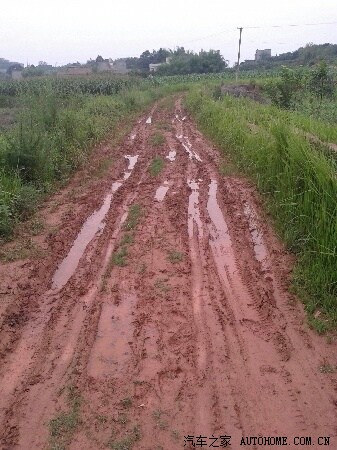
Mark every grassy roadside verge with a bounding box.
[0,80,187,239]
[185,87,337,332]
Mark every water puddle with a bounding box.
[176,135,202,162]
[187,180,203,238]
[243,203,269,272]
[154,181,170,202]
[166,149,176,162]
[206,179,236,276]
[125,155,138,170]
[52,156,139,290]
[123,155,139,180]
[146,116,152,124]
[207,180,259,322]
[88,292,137,378]
[187,180,207,373]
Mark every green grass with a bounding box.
[49,385,82,450]
[120,397,133,409]
[93,157,113,178]
[0,237,44,262]
[123,204,142,231]
[149,156,164,176]
[120,233,134,246]
[154,278,171,294]
[117,413,129,425]
[156,121,173,132]
[167,250,184,264]
[149,131,166,147]
[0,79,187,239]
[152,409,168,430]
[319,364,337,373]
[102,228,137,290]
[112,247,128,267]
[186,87,337,330]
[108,426,141,450]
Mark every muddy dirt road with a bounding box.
[0,97,336,449]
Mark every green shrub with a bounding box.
[14,184,40,219]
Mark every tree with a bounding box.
[157,49,228,75]
[309,60,334,100]
[96,55,104,63]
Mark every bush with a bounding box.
[14,184,40,219]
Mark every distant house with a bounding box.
[255,49,271,61]
[97,60,112,72]
[111,60,128,74]
[149,57,171,72]
[97,60,130,74]
[149,63,163,72]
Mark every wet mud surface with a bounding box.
[0,97,336,450]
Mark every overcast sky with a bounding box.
[1,0,337,66]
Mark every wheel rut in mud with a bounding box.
[0,97,336,450]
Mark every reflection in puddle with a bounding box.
[123,155,139,180]
[207,179,236,277]
[166,149,176,162]
[52,156,139,290]
[243,203,269,271]
[155,181,170,202]
[187,180,203,238]
[52,191,114,290]
[207,180,259,322]
[146,116,152,124]
[176,135,202,162]
[125,155,138,170]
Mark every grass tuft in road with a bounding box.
[149,157,164,176]
[149,131,166,147]
[167,250,184,264]
[108,425,141,450]
[123,204,142,231]
[48,385,82,450]
[112,247,128,267]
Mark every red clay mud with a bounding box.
[0,96,336,450]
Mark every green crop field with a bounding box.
[0,75,185,238]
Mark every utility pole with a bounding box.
[236,27,243,83]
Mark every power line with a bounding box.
[245,21,337,29]
[179,20,337,47]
